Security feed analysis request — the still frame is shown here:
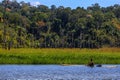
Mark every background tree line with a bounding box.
[0,0,120,49]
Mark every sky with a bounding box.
[1,0,120,9]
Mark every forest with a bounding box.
[0,0,120,49]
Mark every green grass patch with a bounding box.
[0,48,120,64]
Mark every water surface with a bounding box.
[0,65,120,80]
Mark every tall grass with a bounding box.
[0,48,120,64]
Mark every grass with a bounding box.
[0,48,120,64]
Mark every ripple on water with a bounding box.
[0,65,120,80]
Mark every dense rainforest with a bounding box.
[0,0,120,49]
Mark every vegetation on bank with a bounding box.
[0,48,120,64]
[0,0,120,49]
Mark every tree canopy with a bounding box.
[0,0,120,49]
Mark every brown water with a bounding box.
[0,65,120,80]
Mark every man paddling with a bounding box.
[87,58,94,67]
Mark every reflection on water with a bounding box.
[0,65,120,80]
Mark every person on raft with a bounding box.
[87,58,94,67]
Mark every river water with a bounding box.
[0,65,120,80]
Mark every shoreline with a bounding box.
[0,48,120,64]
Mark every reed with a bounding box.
[0,48,120,64]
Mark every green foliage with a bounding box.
[0,0,120,48]
[0,48,120,64]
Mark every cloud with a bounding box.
[31,1,41,6]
